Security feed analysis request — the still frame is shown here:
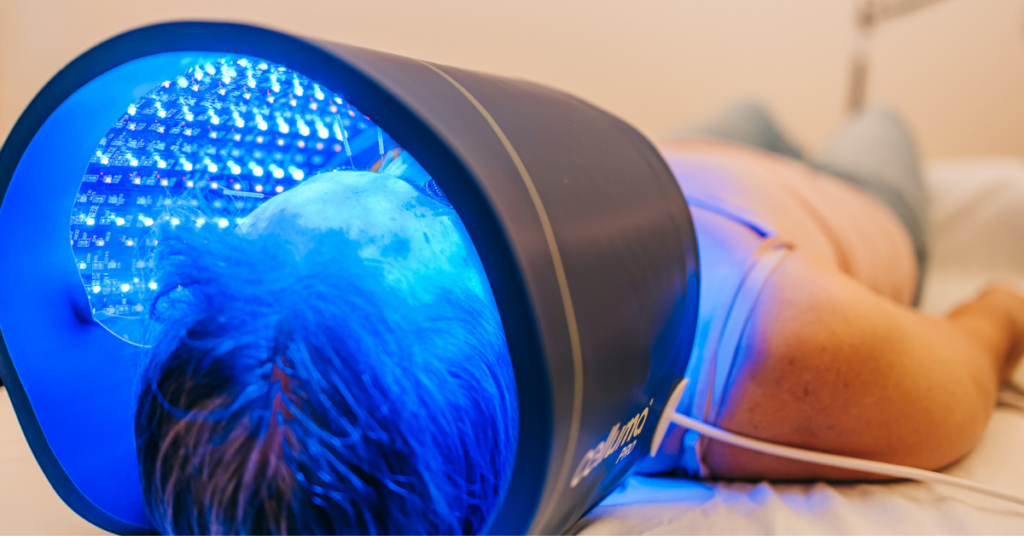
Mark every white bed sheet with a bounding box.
[1,158,1024,535]
[575,157,1024,535]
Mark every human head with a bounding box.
[135,167,518,534]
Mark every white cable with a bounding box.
[668,412,1024,509]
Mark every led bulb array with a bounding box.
[70,55,403,344]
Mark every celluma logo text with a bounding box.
[570,402,650,488]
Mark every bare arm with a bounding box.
[705,250,1024,480]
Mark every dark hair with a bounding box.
[135,218,518,534]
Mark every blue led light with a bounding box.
[68,54,449,345]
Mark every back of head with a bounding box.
[135,175,518,534]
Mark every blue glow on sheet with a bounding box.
[596,476,840,515]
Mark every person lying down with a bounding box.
[136,102,1024,534]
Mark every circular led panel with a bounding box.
[72,55,452,345]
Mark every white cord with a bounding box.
[668,412,1024,509]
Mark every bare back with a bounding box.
[655,140,1022,480]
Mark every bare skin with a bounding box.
[705,248,1024,480]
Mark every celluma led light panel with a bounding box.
[0,22,699,535]
[74,54,451,345]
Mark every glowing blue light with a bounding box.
[120,283,131,292]
[71,53,431,349]
[91,285,102,294]
[315,120,329,139]
[148,282,158,290]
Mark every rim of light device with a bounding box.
[0,21,549,535]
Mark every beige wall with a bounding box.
[1,0,1022,159]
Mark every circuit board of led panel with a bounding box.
[71,55,406,344]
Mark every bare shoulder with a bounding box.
[703,249,993,480]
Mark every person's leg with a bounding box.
[812,106,929,285]
[673,100,804,160]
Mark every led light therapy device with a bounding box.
[0,22,700,534]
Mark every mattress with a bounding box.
[2,157,1024,534]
